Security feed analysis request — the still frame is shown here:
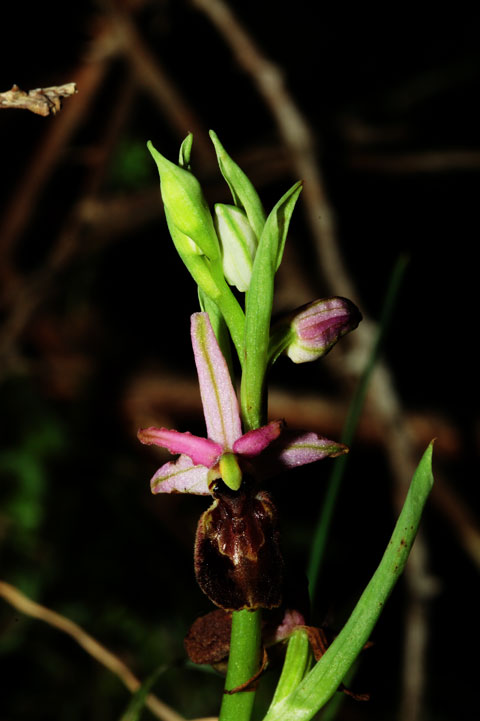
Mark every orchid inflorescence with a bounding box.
[139,311,350,610]
[139,131,360,613]
[138,130,433,721]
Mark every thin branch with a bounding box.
[350,149,480,173]
[0,68,137,379]
[124,371,461,458]
[0,46,111,287]
[108,4,214,169]
[0,580,187,721]
[0,83,77,116]
[126,369,480,572]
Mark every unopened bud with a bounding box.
[214,204,258,292]
[286,297,362,363]
[148,140,219,260]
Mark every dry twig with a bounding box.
[0,56,110,288]
[0,580,187,721]
[0,32,136,379]
[350,149,480,173]
[108,6,214,169]
[0,83,77,116]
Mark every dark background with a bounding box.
[1,2,479,720]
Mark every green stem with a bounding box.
[219,609,262,721]
[210,260,246,367]
[219,273,267,718]
[219,183,303,718]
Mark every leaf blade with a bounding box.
[263,442,435,721]
[118,665,166,721]
[241,181,302,429]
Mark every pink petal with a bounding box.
[233,420,284,457]
[151,454,210,495]
[276,431,348,468]
[138,427,223,468]
[252,430,348,479]
[191,312,242,448]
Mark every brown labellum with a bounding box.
[194,484,283,611]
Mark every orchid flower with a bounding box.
[138,312,347,496]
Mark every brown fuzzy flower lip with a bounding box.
[194,486,284,612]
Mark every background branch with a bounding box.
[0,83,77,116]
[0,581,186,721]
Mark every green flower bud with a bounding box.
[214,204,258,292]
[147,140,219,260]
[165,208,203,256]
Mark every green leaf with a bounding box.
[262,442,435,721]
[271,629,312,706]
[148,140,219,260]
[165,210,246,363]
[178,132,193,169]
[209,130,266,241]
[118,665,166,721]
[271,180,302,271]
[165,210,221,299]
[241,181,302,430]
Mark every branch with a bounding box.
[108,5,214,169]
[0,83,77,116]
[0,580,186,721]
[349,149,480,173]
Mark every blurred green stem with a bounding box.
[307,254,409,602]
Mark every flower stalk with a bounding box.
[219,609,262,721]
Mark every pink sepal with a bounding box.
[191,313,242,448]
[138,426,223,468]
[276,431,348,468]
[151,454,210,495]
